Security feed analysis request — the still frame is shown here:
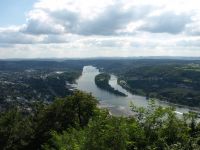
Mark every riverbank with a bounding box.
[95,73,127,97]
[76,66,200,118]
[117,78,200,112]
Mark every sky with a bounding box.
[1,0,200,58]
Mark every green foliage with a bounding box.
[0,92,200,150]
[0,91,97,150]
[28,91,97,149]
[118,64,200,107]
[83,110,128,150]
[43,109,129,150]
[130,100,199,149]
[42,129,85,150]
[0,108,33,150]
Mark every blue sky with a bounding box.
[0,0,200,58]
[0,0,36,26]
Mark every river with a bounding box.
[75,66,199,116]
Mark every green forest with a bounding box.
[1,91,200,150]
[93,59,200,107]
[2,59,200,107]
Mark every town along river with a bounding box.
[76,66,200,116]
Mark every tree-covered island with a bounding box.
[95,73,127,97]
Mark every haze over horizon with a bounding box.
[1,0,200,58]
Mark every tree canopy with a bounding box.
[0,91,200,150]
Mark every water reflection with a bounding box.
[76,66,198,116]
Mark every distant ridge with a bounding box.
[1,56,200,61]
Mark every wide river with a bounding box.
[76,66,199,116]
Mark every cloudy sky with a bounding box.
[1,0,200,58]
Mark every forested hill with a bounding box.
[0,91,200,149]
[1,59,200,108]
[92,59,200,107]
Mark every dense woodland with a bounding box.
[92,59,200,107]
[0,91,200,150]
[117,64,200,107]
[1,59,200,149]
[1,59,200,107]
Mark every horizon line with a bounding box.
[1,56,200,61]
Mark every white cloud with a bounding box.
[0,26,45,44]
[139,11,191,34]
[1,0,200,58]
[21,9,65,35]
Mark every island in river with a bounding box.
[95,73,127,97]
[76,66,200,116]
